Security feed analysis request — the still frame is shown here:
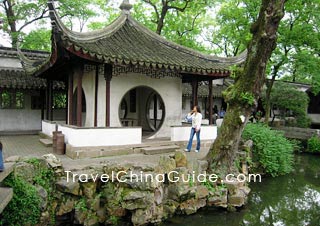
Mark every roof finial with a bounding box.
[119,0,132,14]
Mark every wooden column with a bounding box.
[76,65,84,127]
[208,79,213,125]
[46,79,53,121]
[45,79,50,120]
[68,73,73,125]
[40,89,45,120]
[104,64,112,127]
[49,81,54,121]
[191,79,198,107]
[94,65,99,127]
[153,94,157,129]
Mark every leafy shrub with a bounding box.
[242,123,294,177]
[307,135,320,153]
[262,82,310,128]
[0,174,41,226]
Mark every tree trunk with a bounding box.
[206,0,286,173]
[3,0,18,47]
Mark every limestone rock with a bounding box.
[84,214,99,226]
[56,196,76,216]
[56,178,81,196]
[167,183,196,202]
[208,188,228,208]
[81,182,97,199]
[224,180,244,195]
[122,190,154,210]
[14,162,35,182]
[174,150,187,167]
[5,155,21,163]
[197,160,208,172]
[179,198,206,215]
[42,154,62,168]
[96,207,107,223]
[228,190,246,207]
[154,187,164,205]
[131,205,164,226]
[163,200,179,217]
[36,185,48,211]
[196,185,209,199]
[87,195,100,211]
[158,155,176,173]
[121,171,162,191]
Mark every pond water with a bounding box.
[164,154,320,226]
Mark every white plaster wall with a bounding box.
[58,125,142,147]
[171,126,217,141]
[97,72,106,127]
[73,70,95,127]
[308,114,320,124]
[0,94,41,132]
[42,120,57,137]
[110,73,182,138]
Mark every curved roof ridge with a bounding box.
[126,15,247,64]
[16,40,50,74]
[48,0,127,42]
[47,0,246,65]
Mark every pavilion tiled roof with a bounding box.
[27,0,246,78]
[0,47,64,89]
[182,83,226,98]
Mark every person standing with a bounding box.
[185,106,202,153]
[0,142,4,172]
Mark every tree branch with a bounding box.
[177,12,201,37]
[142,0,160,22]
[18,8,49,32]
[167,0,191,12]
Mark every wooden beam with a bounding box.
[94,65,99,127]
[208,79,213,125]
[76,65,84,127]
[104,64,112,127]
[68,73,73,125]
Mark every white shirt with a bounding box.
[187,112,202,130]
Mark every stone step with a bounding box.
[39,138,53,147]
[0,187,13,214]
[142,145,180,155]
[0,163,14,183]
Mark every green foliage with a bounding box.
[53,92,67,109]
[0,174,41,226]
[25,158,56,225]
[201,180,216,193]
[262,82,310,128]
[242,123,294,177]
[307,136,320,153]
[240,92,255,106]
[26,158,55,192]
[20,29,51,51]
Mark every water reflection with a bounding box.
[164,154,320,226]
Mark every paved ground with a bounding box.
[0,135,209,170]
[0,135,52,159]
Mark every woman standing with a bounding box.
[0,142,4,172]
[185,106,202,153]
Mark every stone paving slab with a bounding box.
[0,135,209,171]
[0,135,52,159]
